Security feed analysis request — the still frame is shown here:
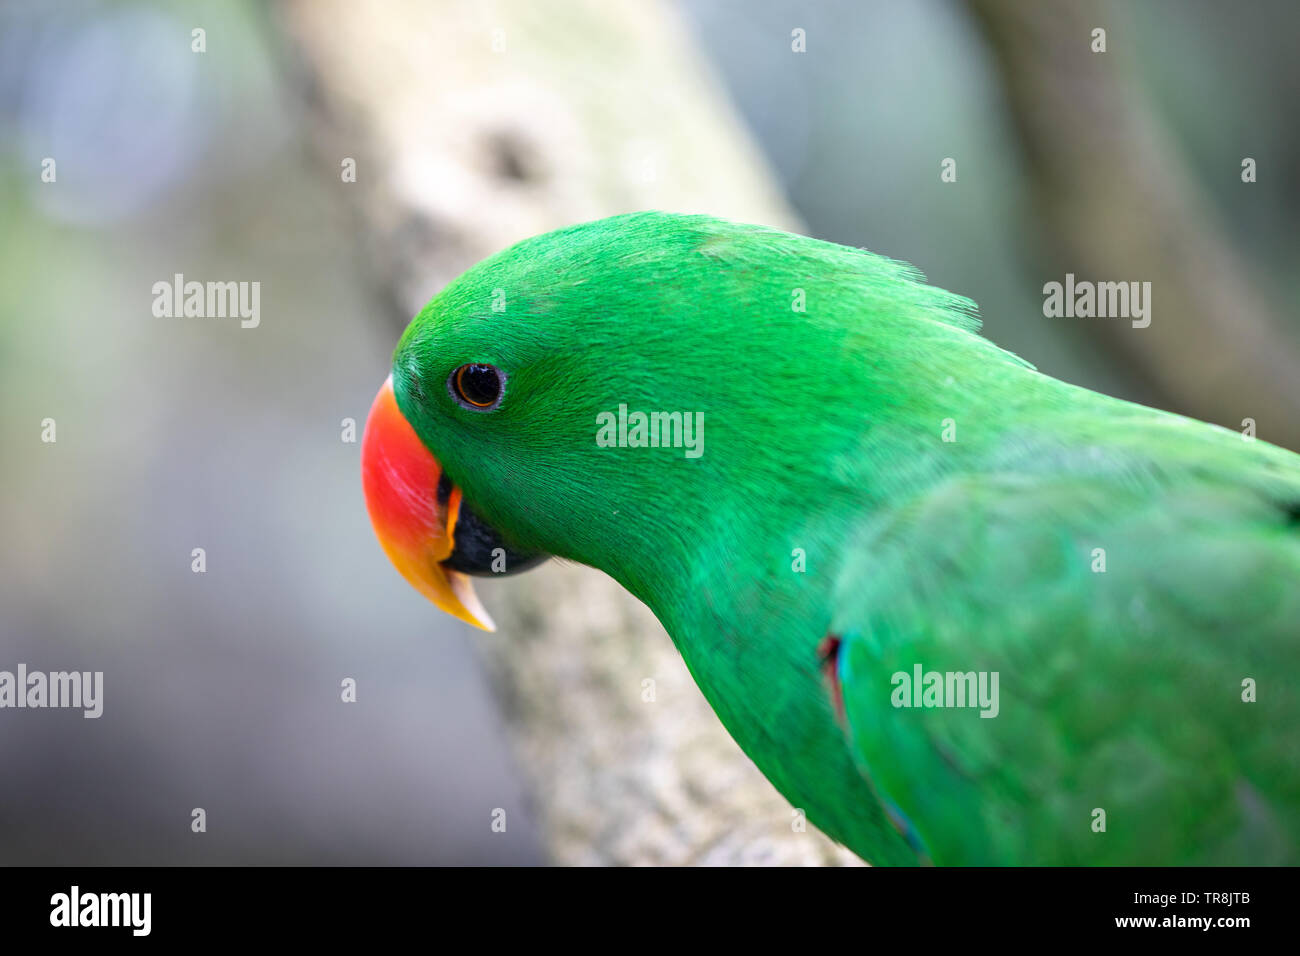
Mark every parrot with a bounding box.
[360,211,1300,865]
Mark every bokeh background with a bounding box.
[1,0,1296,865]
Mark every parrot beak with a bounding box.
[361,375,496,631]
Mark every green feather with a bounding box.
[392,211,1300,864]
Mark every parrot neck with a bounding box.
[588,355,1059,862]
[612,485,926,863]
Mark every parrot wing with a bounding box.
[831,431,1300,865]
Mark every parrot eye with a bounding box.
[450,363,504,410]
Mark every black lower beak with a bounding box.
[441,496,548,577]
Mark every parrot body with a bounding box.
[366,212,1300,864]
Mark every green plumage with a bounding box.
[392,211,1300,864]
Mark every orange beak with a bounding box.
[361,375,495,631]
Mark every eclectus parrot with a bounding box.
[361,212,1300,865]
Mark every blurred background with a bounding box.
[0,0,1295,865]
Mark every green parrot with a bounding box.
[360,211,1300,865]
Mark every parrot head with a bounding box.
[361,211,985,631]
[361,372,547,630]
